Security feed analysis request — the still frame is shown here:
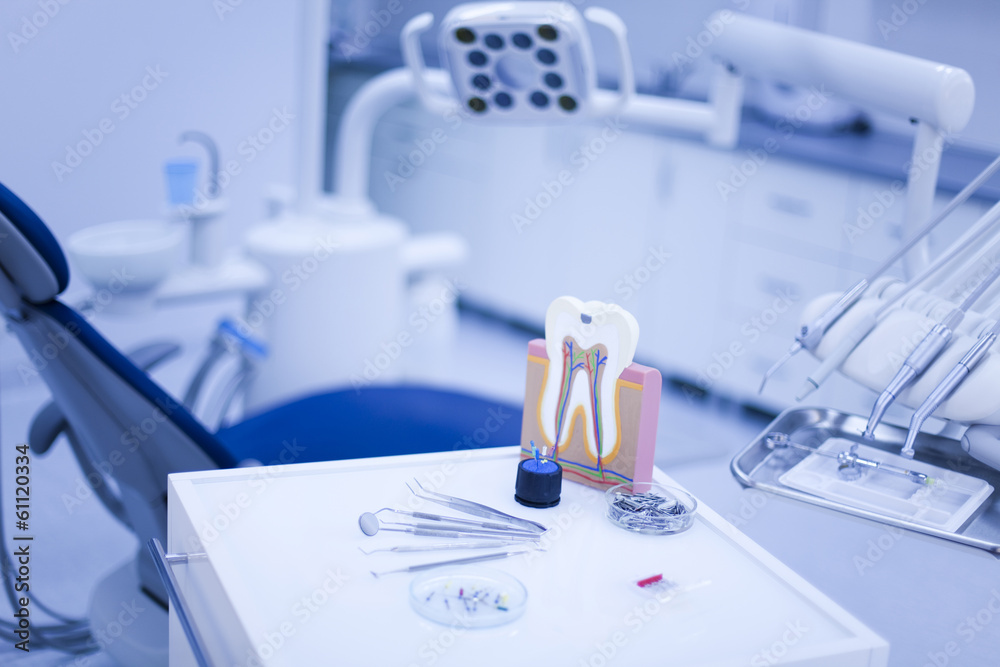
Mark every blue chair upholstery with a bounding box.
[219,385,520,463]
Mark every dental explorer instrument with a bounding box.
[764,432,931,484]
[372,507,540,534]
[358,540,521,555]
[900,319,1000,458]
[357,512,541,540]
[759,153,1000,393]
[408,479,548,533]
[795,198,1000,401]
[369,550,536,578]
[862,261,1000,439]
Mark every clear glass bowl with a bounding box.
[605,482,697,535]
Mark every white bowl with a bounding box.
[67,220,184,295]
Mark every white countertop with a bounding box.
[167,447,887,666]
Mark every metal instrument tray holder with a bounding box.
[731,407,1000,554]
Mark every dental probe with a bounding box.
[369,549,536,578]
[795,198,1000,400]
[900,319,1000,458]
[759,153,1000,394]
[862,261,1000,439]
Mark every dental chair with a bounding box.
[0,181,522,664]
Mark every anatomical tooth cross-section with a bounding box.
[519,296,661,490]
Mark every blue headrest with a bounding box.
[0,182,70,303]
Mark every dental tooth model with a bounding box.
[519,296,661,490]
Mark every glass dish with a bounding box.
[605,482,697,535]
[409,566,527,627]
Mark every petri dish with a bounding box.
[410,567,527,627]
[605,482,697,535]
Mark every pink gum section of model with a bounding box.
[527,338,661,485]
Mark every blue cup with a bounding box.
[164,159,199,206]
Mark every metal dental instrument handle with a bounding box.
[359,541,520,555]
[365,525,539,540]
[901,327,999,458]
[378,519,540,539]
[358,512,540,540]
[764,432,928,484]
[761,153,1000,393]
[796,198,1000,400]
[834,450,929,484]
[370,550,533,578]
[863,260,1000,438]
[375,507,539,534]
[409,479,548,533]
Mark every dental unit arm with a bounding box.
[331,5,973,211]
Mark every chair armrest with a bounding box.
[28,401,65,455]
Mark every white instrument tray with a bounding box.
[779,438,993,533]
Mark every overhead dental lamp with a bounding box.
[406,2,634,120]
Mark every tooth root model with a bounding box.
[521,296,661,490]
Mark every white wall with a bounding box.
[0,0,304,296]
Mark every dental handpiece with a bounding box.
[759,153,1000,394]
[900,323,1000,458]
[796,198,1000,401]
[862,318,957,440]
[863,261,1000,438]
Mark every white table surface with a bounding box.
[167,446,888,666]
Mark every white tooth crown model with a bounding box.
[520,296,660,490]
